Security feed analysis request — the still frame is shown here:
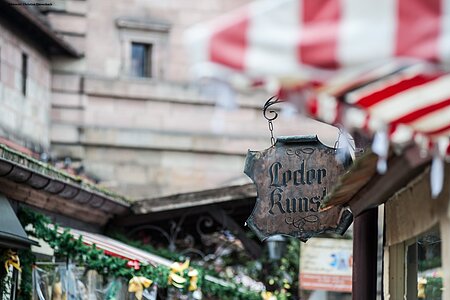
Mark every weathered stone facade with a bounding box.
[0,17,52,151]
[46,0,339,199]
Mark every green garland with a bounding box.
[109,232,221,280]
[17,249,34,300]
[17,207,263,300]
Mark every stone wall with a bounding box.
[0,18,51,151]
[50,78,338,198]
[47,0,339,199]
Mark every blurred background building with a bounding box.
[0,0,338,199]
[1,0,447,299]
[0,1,347,299]
[0,1,324,297]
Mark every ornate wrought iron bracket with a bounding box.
[263,96,281,147]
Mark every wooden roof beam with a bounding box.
[348,146,431,216]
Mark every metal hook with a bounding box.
[263,96,281,122]
[263,96,280,146]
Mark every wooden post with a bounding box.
[441,216,450,300]
[352,208,378,300]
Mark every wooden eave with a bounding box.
[321,145,432,217]
[0,0,81,57]
[0,145,130,226]
[132,183,256,214]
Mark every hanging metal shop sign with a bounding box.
[244,98,353,241]
[245,135,352,241]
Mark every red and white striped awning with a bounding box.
[186,0,450,81]
[54,228,241,290]
[58,227,172,267]
[186,0,450,196]
[308,63,450,148]
[185,0,450,152]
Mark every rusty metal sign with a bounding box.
[244,135,353,242]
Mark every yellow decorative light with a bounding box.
[168,260,199,292]
[4,250,21,272]
[128,276,153,300]
[188,269,199,291]
[170,260,190,273]
[261,291,276,300]
[418,277,427,299]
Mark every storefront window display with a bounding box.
[404,226,443,300]
[408,227,443,300]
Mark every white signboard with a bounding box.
[300,238,352,292]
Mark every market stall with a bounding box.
[184,1,450,299]
[16,208,265,300]
[0,195,37,300]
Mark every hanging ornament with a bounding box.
[168,260,189,289]
[4,250,21,272]
[128,276,153,300]
[335,126,355,166]
[127,260,141,270]
[187,269,199,292]
[261,291,276,300]
[417,277,427,298]
[168,273,187,289]
[372,128,389,174]
[168,260,199,292]
[170,260,190,274]
[430,138,449,198]
[431,154,444,199]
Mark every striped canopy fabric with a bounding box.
[186,0,450,80]
[58,227,172,267]
[308,63,450,150]
[344,73,450,142]
[185,0,450,155]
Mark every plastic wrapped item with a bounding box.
[33,267,51,300]
[142,284,157,300]
[51,266,68,300]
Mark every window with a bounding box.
[117,17,170,79]
[131,42,152,78]
[403,226,443,300]
[416,227,442,300]
[21,53,27,96]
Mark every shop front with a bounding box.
[0,195,37,299]
[0,144,266,300]
[321,151,450,299]
[183,1,450,298]
[383,165,449,299]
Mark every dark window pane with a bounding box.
[21,53,27,96]
[131,42,152,78]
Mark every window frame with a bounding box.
[118,25,169,80]
[130,42,153,78]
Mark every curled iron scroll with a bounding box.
[263,96,281,121]
[286,148,316,157]
[285,215,320,231]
